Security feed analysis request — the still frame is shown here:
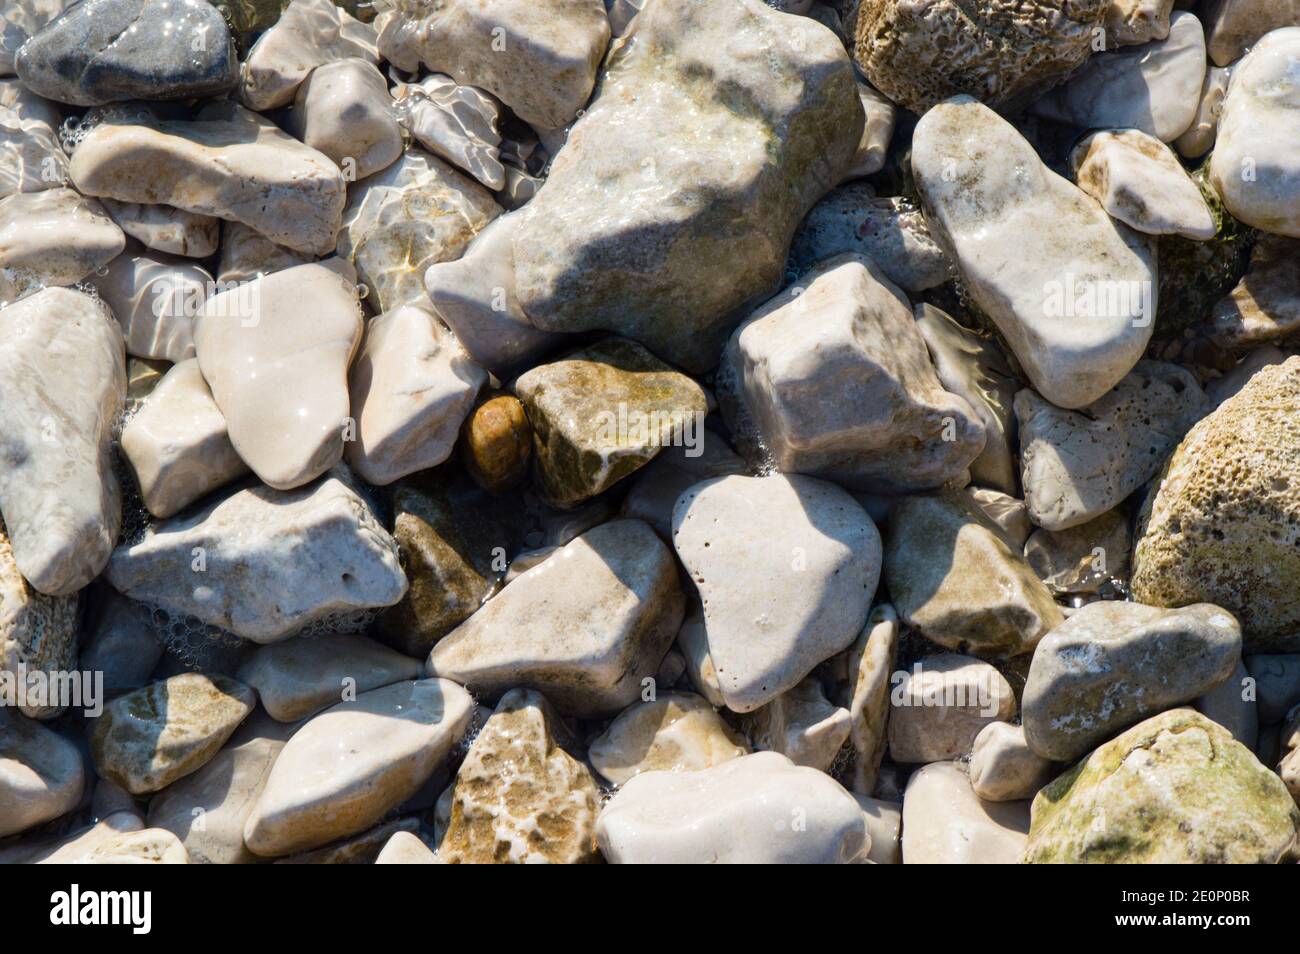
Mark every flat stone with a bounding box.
[1210,29,1300,238]
[1071,129,1217,240]
[597,751,871,864]
[92,244,210,362]
[1203,235,1300,352]
[0,188,124,302]
[245,678,473,856]
[285,57,401,182]
[90,673,255,795]
[0,707,83,836]
[851,0,1107,113]
[914,303,1020,495]
[1204,0,1300,66]
[1131,358,1300,651]
[884,492,1063,659]
[1032,11,1206,142]
[346,305,485,486]
[901,761,1030,864]
[337,149,500,315]
[673,474,880,712]
[1025,709,1299,863]
[147,734,283,864]
[912,97,1156,409]
[1195,660,1258,749]
[0,287,124,596]
[69,102,346,255]
[1022,601,1242,762]
[438,687,600,864]
[426,519,683,717]
[846,604,898,794]
[121,358,248,519]
[741,676,851,772]
[236,632,422,722]
[0,110,65,199]
[720,255,984,493]
[425,0,861,374]
[195,260,362,490]
[1246,654,1300,723]
[375,830,440,864]
[373,469,521,658]
[393,73,504,190]
[1023,508,1130,596]
[35,813,189,863]
[99,199,219,258]
[79,590,163,698]
[969,722,1056,802]
[0,521,78,718]
[788,186,949,293]
[239,0,378,110]
[1016,361,1207,531]
[105,473,407,643]
[888,654,1016,764]
[588,691,748,786]
[1106,0,1174,46]
[376,0,608,128]
[1174,64,1232,159]
[515,338,709,508]
[620,431,746,540]
[215,221,310,285]
[15,0,238,106]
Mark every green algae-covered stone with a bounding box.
[374,469,523,658]
[1025,709,1299,864]
[90,673,255,795]
[514,338,709,509]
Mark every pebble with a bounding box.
[245,678,473,856]
[91,243,210,362]
[1025,709,1299,863]
[1204,0,1300,66]
[1015,361,1206,531]
[0,520,78,718]
[587,691,749,786]
[673,474,880,713]
[887,654,1016,764]
[1174,64,1232,159]
[16,0,237,106]
[374,830,441,865]
[0,287,124,596]
[912,97,1156,409]
[120,357,248,519]
[392,73,504,190]
[376,0,608,128]
[236,632,422,722]
[285,57,401,182]
[69,102,347,255]
[240,0,378,111]
[0,188,124,302]
[195,260,362,490]
[35,813,189,864]
[741,676,852,773]
[0,707,84,837]
[846,604,898,794]
[1209,28,1300,238]
[901,761,1030,864]
[1022,601,1242,762]
[99,199,219,259]
[346,304,485,486]
[884,493,1063,659]
[436,688,600,864]
[596,751,871,864]
[0,110,65,198]
[1131,358,1300,651]
[969,722,1057,803]
[90,673,255,795]
[426,519,684,717]
[105,472,407,643]
[720,254,984,493]
[515,337,709,508]
[459,393,533,495]
[1032,11,1207,142]
[1071,129,1217,240]
[337,149,500,315]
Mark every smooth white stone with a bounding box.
[240,0,379,111]
[92,244,211,362]
[286,57,402,182]
[901,761,1030,864]
[99,199,219,258]
[0,708,84,837]
[393,73,505,190]
[0,187,124,302]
